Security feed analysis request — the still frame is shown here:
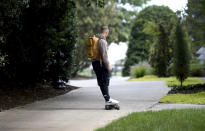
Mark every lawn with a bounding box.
[96,109,205,131]
[160,91,205,104]
[129,75,205,104]
[128,75,204,87]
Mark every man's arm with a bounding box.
[98,39,112,71]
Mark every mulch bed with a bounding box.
[0,83,79,112]
[168,84,205,94]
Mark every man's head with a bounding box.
[101,26,109,38]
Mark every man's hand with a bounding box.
[108,66,113,72]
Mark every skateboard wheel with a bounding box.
[105,105,120,110]
[105,105,111,110]
[116,106,120,110]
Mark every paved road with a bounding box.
[0,76,204,131]
[199,77,205,82]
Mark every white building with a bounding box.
[196,47,205,64]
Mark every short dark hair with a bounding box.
[101,26,109,33]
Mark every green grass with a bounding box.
[128,75,204,87]
[95,109,205,131]
[160,91,205,104]
[129,75,205,104]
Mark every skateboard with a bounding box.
[105,104,120,110]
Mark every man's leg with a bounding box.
[100,64,111,101]
[92,61,110,101]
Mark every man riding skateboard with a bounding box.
[92,26,120,110]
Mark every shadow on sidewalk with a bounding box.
[19,107,105,111]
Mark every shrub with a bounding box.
[146,67,155,75]
[173,19,190,86]
[132,66,146,78]
[0,0,77,86]
[130,61,153,78]
[167,60,174,76]
[190,63,204,76]
[169,84,205,94]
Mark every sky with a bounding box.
[144,0,188,12]
[122,0,188,12]
[108,0,188,66]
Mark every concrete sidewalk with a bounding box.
[0,77,204,131]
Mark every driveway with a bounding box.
[1,76,203,131]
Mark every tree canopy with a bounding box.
[173,19,190,86]
[186,0,205,54]
[0,0,77,86]
[71,0,150,76]
[122,5,175,76]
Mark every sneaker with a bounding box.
[106,98,119,105]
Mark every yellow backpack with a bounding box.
[85,35,101,60]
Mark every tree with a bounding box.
[0,0,26,69]
[150,24,170,76]
[122,5,175,76]
[143,15,177,77]
[173,19,190,86]
[71,1,122,76]
[0,0,77,86]
[72,0,149,77]
[186,0,205,54]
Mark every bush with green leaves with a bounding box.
[168,84,205,94]
[132,66,146,78]
[190,63,204,76]
[173,19,190,86]
[0,0,77,86]
[74,0,149,77]
[123,5,176,76]
[130,62,153,78]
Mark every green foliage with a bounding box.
[167,62,174,76]
[173,20,190,86]
[190,59,204,76]
[96,109,205,131]
[0,0,26,68]
[73,0,147,77]
[160,91,205,104]
[72,1,122,76]
[131,66,146,78]
[150,25,171,76]
[186,0,205,49]
[85,0,105,7]
[143,8,176,77]
[129,75,204,87]
[130,61,153,78]
[0,0,77,85]
[122,5,175,76]
[116,0,150,6]
[165,77,204,87]
[169,84,205,94]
